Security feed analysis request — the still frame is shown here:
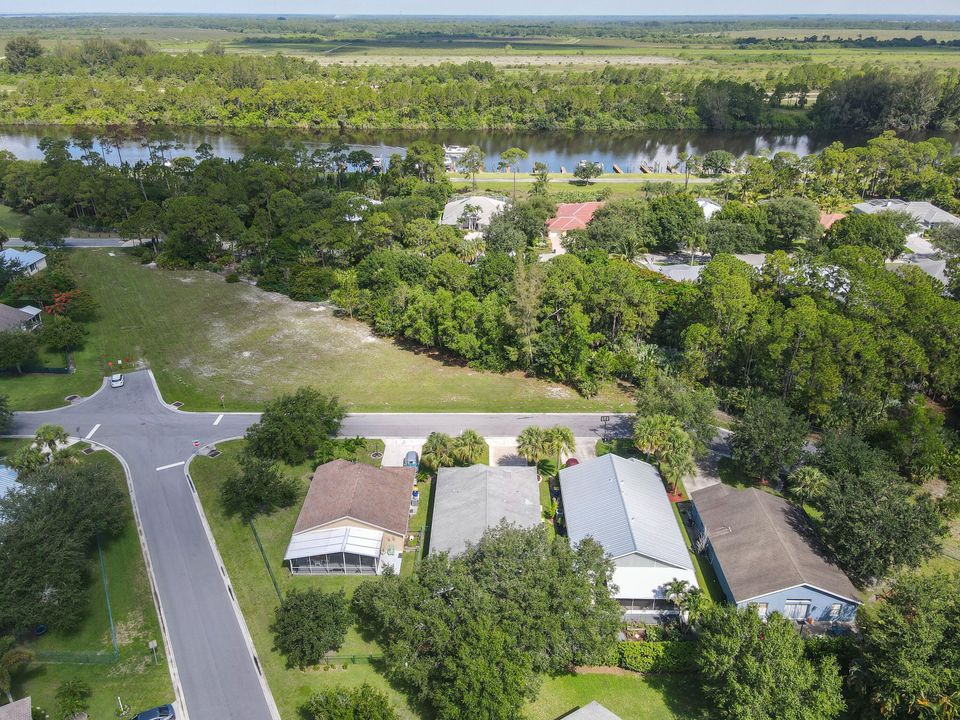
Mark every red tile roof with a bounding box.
[546,202,605,233]
[819,212,845,230]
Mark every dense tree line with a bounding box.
[3,37,960,131]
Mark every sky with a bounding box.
[3,3,960,16]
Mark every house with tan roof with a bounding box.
[284,459,414,575]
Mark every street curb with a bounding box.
[183,449,283,720]
[0,435,190,720]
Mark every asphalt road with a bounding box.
[7,237,127,248]
[11,369,630,720]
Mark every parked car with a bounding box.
[131,705,175,720]
[403,450,419,469]
[110,373,124,388]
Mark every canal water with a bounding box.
[1,126,957,173]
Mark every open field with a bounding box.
[0,204,25,236]
[0,447,173,719]
[190,440,707,720]
[0,250,633,412]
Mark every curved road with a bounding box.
[11,369,629,720]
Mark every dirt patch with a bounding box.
[573,665,634,675]
[113,609,146,646]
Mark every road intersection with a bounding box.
[10,369,629,720]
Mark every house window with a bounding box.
[829,603,842,619]
[783,600,811,620]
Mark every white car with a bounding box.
[110,373,124,388]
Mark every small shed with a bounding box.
[696,198,723,220]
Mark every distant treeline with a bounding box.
[737,34,960,49]
[1,37,958,132]
[2,14,960,42]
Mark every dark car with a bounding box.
[131,705,175,720]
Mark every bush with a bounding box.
[617,641,698,673]
[271,588,351,669]
[301,683,400,720]
[225,273,240,283]
[156,252,192,270]
[39,314,87,352]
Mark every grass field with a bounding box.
[0,447,173,719]
[189,440,706,720]
[0,250,633,412]
[0,204,25,236]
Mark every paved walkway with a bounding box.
[10,369,630,720]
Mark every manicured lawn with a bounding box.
[4,450,173,719]
[0,249,633,413]
[190,440,707,720]
[528,673,706,720]
[0,204,25,236]
[189,440,422,720]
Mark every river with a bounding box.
[2,126,958,173]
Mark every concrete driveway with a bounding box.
[380,438,425,467]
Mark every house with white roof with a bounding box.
[559,454,698,617]
[696,198,723,220]
[0,248,47,276]
[853,199,960,229]
[440,195,506,231]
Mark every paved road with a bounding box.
[10,369,630,720]
[6,237,128,248]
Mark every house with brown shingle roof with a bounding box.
[690,484,860,623]
[284,459,414,575]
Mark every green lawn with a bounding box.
[190,440,707,720]
[0,249,632,413]
[528,673,706,720]
[3,450,173,719]
[0,204,25,236]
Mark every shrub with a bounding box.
[225,273,240,283]
[220,451,298,521]
[39,314,87,352]
[301,683,400,720]
[618,641,698,673]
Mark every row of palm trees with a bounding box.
[420,430,488,472]
[515,426,576,469]
[633,414,696,495]
[8,423,71,474]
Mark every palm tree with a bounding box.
[10,446,45,475]
[33,423,68,454]
[658,426,696,495]
[0,635,33,703]
[421,432,455,472]
[663,578,690,608]
[453,430,487,466]
[633,414,673,460]
[545,426,576,468]
[788,466,829,505]
[516,426,548,465]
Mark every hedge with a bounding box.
[616,641,698,674]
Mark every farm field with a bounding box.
[0,444,173,719]
[190,440,707,720]
[0,250,633,412]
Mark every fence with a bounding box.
[27,536,120,666]
[322,654,383,665]
[250,520,283,602]
[33,649,118,665]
